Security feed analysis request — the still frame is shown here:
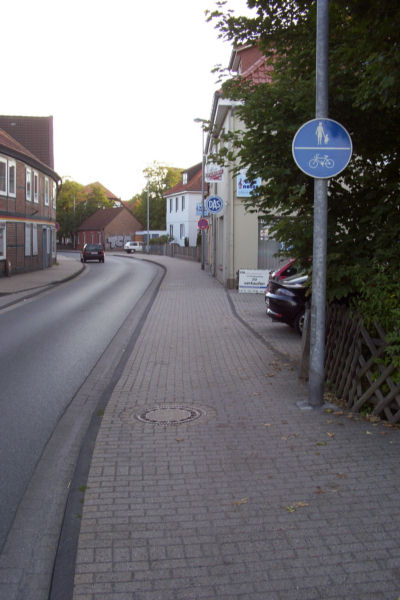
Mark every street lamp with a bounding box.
[194,118,207,270]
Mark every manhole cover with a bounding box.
[136,406,203,425]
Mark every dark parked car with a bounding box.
[80,243,105,263]
[265,273,308,334]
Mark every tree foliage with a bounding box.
[207,0,400,321]
[127,162,182,230]
[56,181,114,241]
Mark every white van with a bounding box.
[124,241,143,253]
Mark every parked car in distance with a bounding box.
[265,273,308,335]
[80,243,105,263]
[124,241,143,253]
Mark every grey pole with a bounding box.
[200,127,205,270]
[146,180,150,254]
[309,0,329,406]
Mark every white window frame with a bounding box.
[182,195,185,211]
[26,168,32,201]
[180,224,185,239]
[25,223,32,256]
[52,181,57,209]
[169,198,172,213]
[0,157,7,196]
[44,177,49,206]
[32,223,38,255]
[169,224,173,238]
[33,171,39,203]
[0,222,6,259]
[175,196,179,212]
[8,160,16,197]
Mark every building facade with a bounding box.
[0,119,60,277]
[205,45,277,288]
[164,164,208,247]
[76,205,143,250]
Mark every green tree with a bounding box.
[127,162,182,230]
[56,180,85,241]
[56,181,114,241]
[207,1,400,307]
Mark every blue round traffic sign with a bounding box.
[198,218,209,230]
[292,118,352,179]
[206,195,224,214]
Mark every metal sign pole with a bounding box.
[309,0,329,406]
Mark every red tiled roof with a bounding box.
[0,127,59,181]
[242,56,273,84]
[164,165,206,197]
[0,128,41,162]
[0,115,54,168]
[77,207,125,230]
[84,182,120,200]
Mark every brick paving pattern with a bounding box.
[73,256,400,600]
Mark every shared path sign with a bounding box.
[292,118,352,179]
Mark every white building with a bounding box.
[164,163,207,247]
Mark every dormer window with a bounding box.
[182,173,188,184]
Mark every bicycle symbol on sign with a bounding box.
[308,154,335,169]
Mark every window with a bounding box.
[0,222,5,259]
[183,173,188,184]
[52,182,57,209]
[169,224,173,238]
[180,224,185,239]
[175,197,179,211]
[32,223,38,255]
[44,178,49,206]
[8,161,16,197]
[182,196,185,211]
[169,198,172,213]
[0,158,7,195]
[26,168,32,201]
[25,223,31,256]
[34,172,39,203]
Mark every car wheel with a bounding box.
[294,310,305,335]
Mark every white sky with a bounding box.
[2,0,252,200]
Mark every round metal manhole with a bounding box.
[136,406,203,426]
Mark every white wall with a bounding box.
[166,191,201,247]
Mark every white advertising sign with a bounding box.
[205,162,224,183]
[237,169,261,197]
[238,269,270,294]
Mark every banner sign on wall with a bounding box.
[205,162,224,183]
[237,169,261,197]
[238,269,270,293]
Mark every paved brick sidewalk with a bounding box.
[73,257,400,600]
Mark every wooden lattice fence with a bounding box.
[324,305,400,423]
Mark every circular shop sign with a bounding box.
[206,195,224,214]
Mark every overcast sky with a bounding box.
[2,0,251,199]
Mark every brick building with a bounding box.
[0,116,60,277]
[76,205,143,250]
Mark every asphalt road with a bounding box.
[0,254,160,552]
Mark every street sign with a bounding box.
[198,218,209,230]
[292,118,352,178]
[205,195,224,214]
